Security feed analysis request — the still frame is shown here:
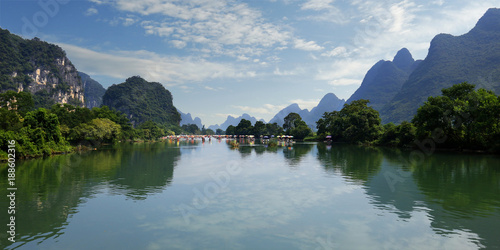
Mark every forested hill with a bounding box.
[102,76,181,127]
[380,8,500,124]
[0,28,85,107]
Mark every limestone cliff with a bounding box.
[0,28,85,107]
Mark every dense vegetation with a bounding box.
[318,83,500,152]
[0,90,187,160]
[0,28,72,94]
[225,120,285,138]
[102,76,181,127]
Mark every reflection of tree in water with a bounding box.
[412,153,500,249]
[109,142,180,200]
[349,146,500,249]
[316,143,383,183]
[0,142,181,248]
[0,149,123,248]
[282,143,314,167]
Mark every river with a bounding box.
[1,139,499,249]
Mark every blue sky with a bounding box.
[0,0,498,126]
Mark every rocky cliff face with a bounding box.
[0,28,85,107]
[22,57,85,106]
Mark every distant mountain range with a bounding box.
[208,113,263,131]
[269,93,345,128]
[178,110,203,129]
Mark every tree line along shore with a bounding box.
[1,82,499,160]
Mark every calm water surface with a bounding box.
[1,140,499,249]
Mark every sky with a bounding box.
[0,0,498,126]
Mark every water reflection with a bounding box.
[0,142,182,249]
[316,144,383,183]
[108,143,180,200]
[316,144,500,249]
[1,141,499,249]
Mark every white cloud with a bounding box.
[170,40,187,49]
[58,43,255,85]
[232,103,287,116]
[97,0,292,58]
[294,38,324,51]
[321,46,348,57]
[300,0,348,24]
[288,98,320,110]
[301,0,335,11]
[273,67,299,76]
[84,7,98,16]
[328,79,360,86]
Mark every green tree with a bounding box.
[181,124,200,134]
[413,82,500,150]
[290,120,312,140]
[24,108,63,144]
[265,122,283,136]
[216,128,224,135]
[283,112,302,131]
[235,119,253,135]
[318,99,381,144]
[72,118,121,143]
[253,121,266,137]
[225,125,236,135]
[0,90,34,115]
[137,120,164,140]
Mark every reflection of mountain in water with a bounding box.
[0,142,181,248]
[324,145,500,249]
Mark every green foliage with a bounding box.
[225,125,236,135]
[102,76,181,127]
[413,82,500,150]
[377,121,416,147]
[282,113,312,140]
[0,29,68,94]
[252,121,267,137]
[137,120,164,140]
[235,119,252,135]
[182,124,200,135]
[72,118,121,143]
[318,100,382,144]
[283,112,301,131]
[0,90,34,115]
[265,122,284,136]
